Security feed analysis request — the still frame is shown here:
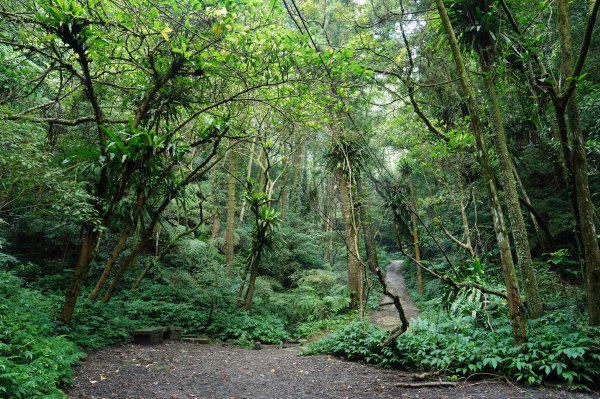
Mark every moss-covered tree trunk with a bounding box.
[556,0,600,325]
[225,150,238,276]
[434,0,527,342]
[336,168,363,311]
[479,67,543,318]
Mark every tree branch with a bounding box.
[1,114,127,126]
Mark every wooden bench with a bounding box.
[133,326,182,345]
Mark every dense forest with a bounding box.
[1,0,599,397]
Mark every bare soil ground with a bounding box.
[68,261,599,399]
[68,341,598,399]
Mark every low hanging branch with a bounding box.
[394,219,508,300]
[131,220,204,290]
[437,220,476,258]
[371,177,508,300]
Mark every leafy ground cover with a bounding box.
[303,319,600,390]
[0,272,84,398]
[0,264,352,398]
[304,262,600,391]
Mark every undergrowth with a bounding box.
[302,316,600,390]
[0,271,84,398]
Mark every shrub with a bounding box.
[65,297,141,350]
[294,312,358,338]
[303,316,600,390]
[256,271,350,327]
[206,310,290,345]
[0,271,84,398]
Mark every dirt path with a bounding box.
[68,341,598,399]
[68,261,599,398]
[370,260,420,331]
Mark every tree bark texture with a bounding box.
[336,168,363,311]
[243,252,261,311]
[481,70,543,318]
[434,0,527,342]
[409,183,424,295]
[225,150,238,276]
[58,228,99,323]
[210,167,221,240]
[557,0,600,325]
[358,181,380,275]
[238,141,255,223]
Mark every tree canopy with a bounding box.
[1,0,600,397]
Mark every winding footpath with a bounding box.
[370,260,419,331]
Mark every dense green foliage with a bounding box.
[0,250,352,397]
[303,318,600,389]
[1,0,599,396]
[0,272,83,398]
[305,259,600,390]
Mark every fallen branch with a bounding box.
[382,324,406,347]
[411,371,442,381]
[375,266,409,346]
[395,381,456,388]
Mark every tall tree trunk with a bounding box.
[88,226,131,301]
[409,183,424,295]
[557,0,600,325]
[480,67,544,318]
[243,252,261,311]
[288,141,304,214]
[239,141,256,223]
[460,197,475,258]
[257,150,266,192]
[511,164,543,244]
[225,150,238,276]
[210,167,221,239]
[358,181,379,275]
[89,189,146,301]
[323,176,335,265]
[101,199,170,303]
[279,171,290,223]
[434,0,527,342]
[101,237,146,303]
[58,228,99,323]
[336,168,363,312]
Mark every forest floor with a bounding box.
[67,341,599,399]
[68,262,600,398]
